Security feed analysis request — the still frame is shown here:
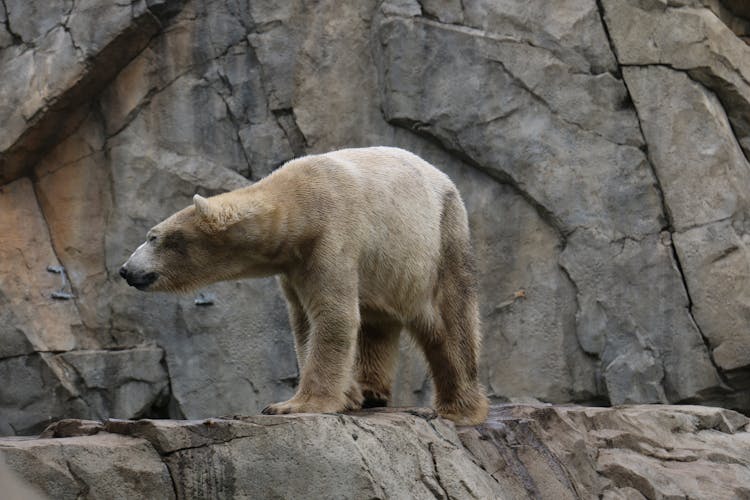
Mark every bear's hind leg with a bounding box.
[411,281,489,426]
[412,317,489,425]
[355,318,402,408]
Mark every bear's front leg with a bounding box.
[262,288,361,415]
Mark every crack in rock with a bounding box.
[596,2,730,394]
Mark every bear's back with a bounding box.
[275,147,455,242]
[272,147,465,318]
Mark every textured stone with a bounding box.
[458,404,750,499]
[460,0,618,74]
[0,433,174,500]
[2,405,750,499]
[0,0,183,184]
[0,354,88,436]
[57,347,169,418]
[0,178,81,352]
[0,348,170,436]
[0,5,14,49]
[601,0,750,155]
[374,0,722,406]
[625,65,750,382]
[375,8,658,235]
[34,116,110,338]
[3,0,750,435]
[105,409,504,499]
[560,230,722,404]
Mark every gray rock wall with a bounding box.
[1,0,750,433]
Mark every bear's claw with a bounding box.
[261,397,346,415]
[261,404,289,415]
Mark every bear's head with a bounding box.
[119,193,273,292]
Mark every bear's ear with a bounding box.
[193,194,227,233]
[193,194,212,218]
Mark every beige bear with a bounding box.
[120,147,489,425]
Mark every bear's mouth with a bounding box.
[124,272,159,291]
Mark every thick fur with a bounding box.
[121,147,489,425]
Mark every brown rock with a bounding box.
[0,178,81,352]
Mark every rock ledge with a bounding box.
[1,404,749,499]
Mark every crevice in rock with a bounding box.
[667,237,735,392]
[62,451,91,498]
[272,108,308,157]
[600,7,730,390]
[393,12,629,144]
[0,0,22,45]
[0,2,186,185]
[0,352,51,363]
[683,67,750,165]
[214,86,253,179]
[104,26,258,143]
[426,419,458,449]
[103,69,191,141]
[103,418,294,456]
[594,0,622,78]
[346,418,387,498]
[163,460,180,500]
[408,12,612,77]
[426,442,450,498]
[157,432,253,456]
[32,184,90,345]
[61,8,84,60]
[619,61,750,164]
[558,259,607,403]
[484,56,627,147]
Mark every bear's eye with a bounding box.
[148,235,157,243]
[162,230,187,254]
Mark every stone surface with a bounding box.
[0,433,174,499]
[0,0,185,184]
[601,0,750,155]
[0,348,169,436]
[374,0,722,407]
[2,0,750,435]
[459,404,750,499]
[0,457,46,500]
[624,65,750,390]
[0,178,81,353]
[2,405,749,499]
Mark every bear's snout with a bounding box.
[119,265,159,290]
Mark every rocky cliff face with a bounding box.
[1,0,750,434]
[2,405,749,499]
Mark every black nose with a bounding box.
[120,267,159,290]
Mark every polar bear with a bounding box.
[120,147,489,425]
